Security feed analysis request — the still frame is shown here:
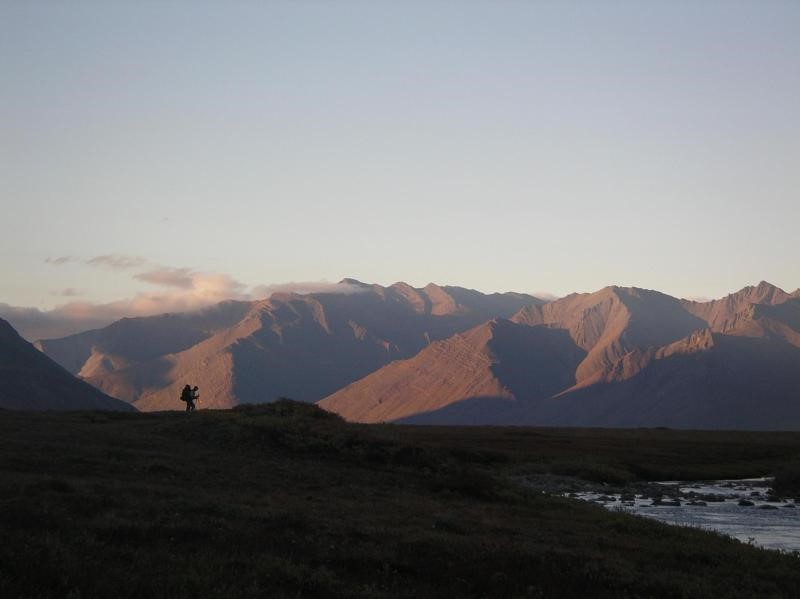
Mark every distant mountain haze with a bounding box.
[35,280,543,412]
[320,281,800,430]
[34,300,252,376]
[0,318,133,411]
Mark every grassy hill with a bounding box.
[2,401,800,598]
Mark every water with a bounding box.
[571,478,800,552]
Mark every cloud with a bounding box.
[45,256,75,265]
[531,291,560,302]
[45,254,147,269]
[134,267,195,289]
[683,295,712,303]
[51,288,82,297]
[86,254,147,270]
[134,268,248,299]
[0,303,116,341]
[1,267,252,340]
[1,267,366,341]
[250,280,368,298]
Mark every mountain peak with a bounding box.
[594,284,647,298]
[423,282,444,292]
[735,281,789,305]
[752,280,782,294]
[682,280,793,334]
[582,285,639,306]
[338,278,371,287]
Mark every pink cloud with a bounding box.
[1,268,251,340]
[1,266,369,341]
[134,267,196,289]
[86,254,147,270]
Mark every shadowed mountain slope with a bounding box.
[319,319,585,423]
[37,281,543,411]
[0,319,134,411]
[322,282,800,429]
[399,330,800,429]
[517,333,800,430]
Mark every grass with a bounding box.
[1,401,800,598]
[381,424,800,482]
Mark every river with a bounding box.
[571,478,800,552]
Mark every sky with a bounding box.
[1,1,799,338]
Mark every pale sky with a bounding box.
[2,1,799,337]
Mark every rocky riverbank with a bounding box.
[518,474,799,506]
[519,474,800,552]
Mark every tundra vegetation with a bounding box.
[2,401,800,598]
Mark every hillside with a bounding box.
[321,282,800,428]
[321,319,585,423]
[0,318,133,411]
[2,402,800,598]
[36,281,543,411]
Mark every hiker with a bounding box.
[180,384,197,412]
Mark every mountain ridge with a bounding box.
[35,280,544,411]
[320,281,800,429]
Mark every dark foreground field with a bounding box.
[2,402,800,598]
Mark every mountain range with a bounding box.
[320,281,800,429]
[14,279,800,429]
[34,280,542,412]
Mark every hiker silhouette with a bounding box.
[180,384,198,412]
